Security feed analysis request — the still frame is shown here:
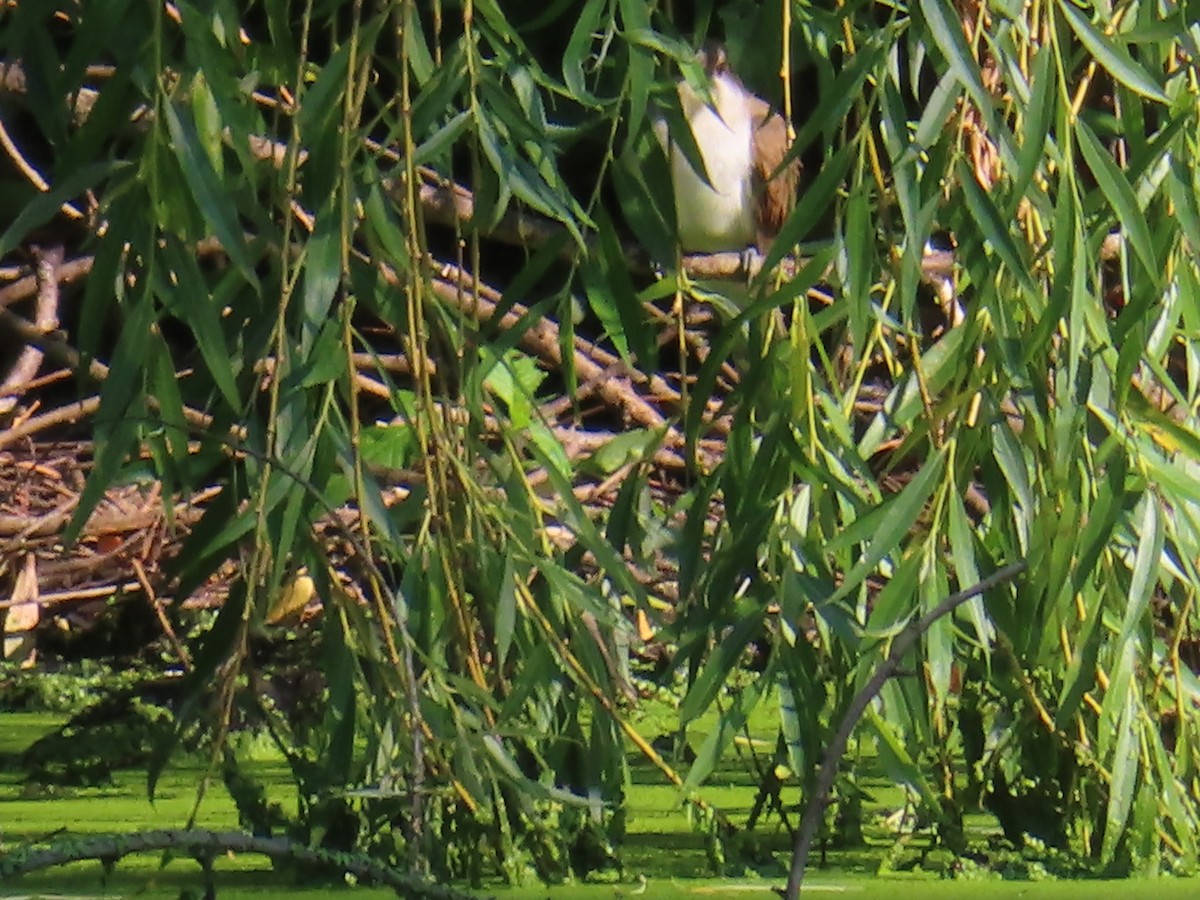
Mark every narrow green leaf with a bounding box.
[863,554,923,638]
[192,468,293,560]
[683,676,768,792]
[1147,715,1198,857]
[1100,688,1139,864]
[605,466,640,555]
[1075,119,1157,275]
[680,602,768,724]
[1100,642,1136,758]
[476,113,586,246]
[400,2,436,83]
[321,598,357,782]
[65,287,158,544]
[879,78,920,236]
[362,181,411,269]
[908,69,964,165]
[614,128,676,264]
[602,205,655,367]
[158,238,241,409]
[408,44,468,133]
[792,38,888,153]
[1058,1,1168,104]
[147,336,188,465]
[67,417,140,548]
[586,427,665,476]
[1056,588,1104,722]
[679,477,718,605]
[526,440,647,604]
[759,141,856,278]
[778,634,826,780]
[163,104,256,282]
[562,0,607,105]
[1012,44,1055,206]
[0,161,128,260]
[918,0,994,116]
[272,465,317,605]
[1167,157,1200,253]
[335,430,406,553]
[149,582,247,799]
[414,109,472,166]
[1069,453,1124,599]
[826,449,946,606]
[498,644,556,721]
[535,563,624,631]
[528,419,574,482]
[866,706,940,810]
[947,491,990,650]
[958,160,1037,294]
[618,0,654,129]
[922,564,954,700]
[298,40,352,133]
[495,553,518,665]
[1120,497,1163,647]
[302,203,342,348]
[842,185,872,350]
[297,319,348,388]
[482,734,591,806]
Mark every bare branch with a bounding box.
[783,560,1028,898]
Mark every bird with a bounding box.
[655,42,800,256]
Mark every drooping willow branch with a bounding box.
[0,828,475,899]
[783,559,1028,899]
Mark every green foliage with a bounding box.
[2,0,1200,887]
[0,661,150,715]
[21,693,178,786]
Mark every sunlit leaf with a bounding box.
[1059,1,1169,104]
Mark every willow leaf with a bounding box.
[1059,1,1168,104]
[1075,119,1157,275]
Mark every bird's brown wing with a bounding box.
[749,95,800,252]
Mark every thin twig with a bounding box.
[132,557,192,670]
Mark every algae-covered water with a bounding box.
[2,712,1197,899]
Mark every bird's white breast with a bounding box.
[662,74,756,253]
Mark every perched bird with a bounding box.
[656,42,800,255]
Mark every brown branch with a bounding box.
[132,556,192,670]
[0,581,140,610]
[1,246,63,413]
[0,302,242,449]
[783,559,1028,899]
[0,254,94,309]
[0,395,100,451]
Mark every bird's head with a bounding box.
[698,41,731,80]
